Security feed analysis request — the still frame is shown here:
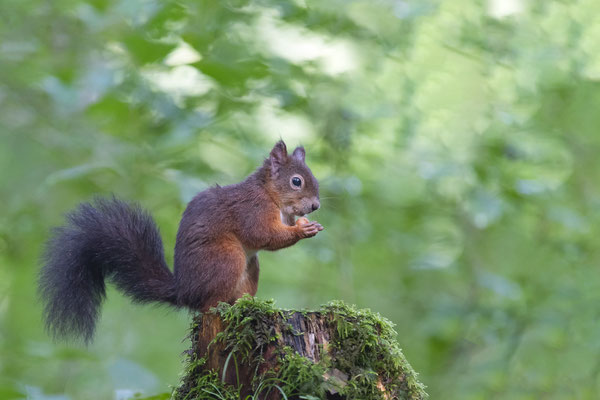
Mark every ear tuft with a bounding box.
[292,146,306,163]
[270,140,288,176]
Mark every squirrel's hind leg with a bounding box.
[241,255,259,296]
[184,236,248,312]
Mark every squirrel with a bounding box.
[38,140,323,343]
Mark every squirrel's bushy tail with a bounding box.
[39,197,177,343]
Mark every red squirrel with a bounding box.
[38,141,323,342]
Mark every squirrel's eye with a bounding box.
[291,176,302,187]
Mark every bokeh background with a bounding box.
[2,0,600,398]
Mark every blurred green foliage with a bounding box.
[2,0,600,398]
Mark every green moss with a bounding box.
[267,348,327,398]
[179,371,239,400]
[212,296,283,364]
[176,296,427,400]
[323,301,426,400]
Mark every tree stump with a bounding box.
[175,296,427,400]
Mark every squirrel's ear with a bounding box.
[270,140,288,176]
[292,146,305,163]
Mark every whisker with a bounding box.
[319,203,339,211]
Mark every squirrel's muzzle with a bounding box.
[311,201,320,212]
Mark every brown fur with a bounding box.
[173,141,322,311]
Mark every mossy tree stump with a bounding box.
[175,296,427,400]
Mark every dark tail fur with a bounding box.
[39,197,177,343]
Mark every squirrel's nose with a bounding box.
[311,201,320,212]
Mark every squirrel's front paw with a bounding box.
[297,220,324,238]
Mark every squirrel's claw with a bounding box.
[298,221,323,238]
